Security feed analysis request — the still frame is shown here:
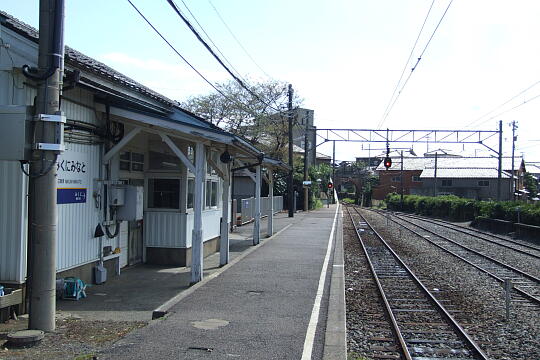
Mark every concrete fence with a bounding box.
[239,196,284,225]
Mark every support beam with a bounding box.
[497,120,503,201]
[191,142,206,284]
[103,127,141,164]
[220,163,231,266]
[207,153,225,179]
[253,165,261,245]
[267,168,274,237]
[159,133,196,174]
[234,159,257,182]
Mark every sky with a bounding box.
[3,0,540,163]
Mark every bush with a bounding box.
[384,193,540,226]
[341,198,355,205]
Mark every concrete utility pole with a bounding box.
[287,84,294,217]
[433,152,438,197]
[510,121,517,200]
[497,120,503,201]
[303,112,309,212]
[332,140,335,203]
[400,150,404,209]
[27,0,65,332]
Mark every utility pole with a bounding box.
[497,120,503,201]
[26,0,65,332]
[433,152,438,197]
[303,112,309,212]
[287,84,294,217]
[332,140,336,203]
[511,121,517,200]
[400,150,404,209]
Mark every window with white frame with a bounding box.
[391,176,401,182]
[205,179,219,208]
[412,175,421,182]
[478,180,489,187]
[120,151,145,172]
[187,178,194,209]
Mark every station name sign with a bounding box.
[56,153,89,204]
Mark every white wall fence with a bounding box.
[240,196,283,224]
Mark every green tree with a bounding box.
[524,172,538,196]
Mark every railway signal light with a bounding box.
[383,156,392,169]
[327,183,333,190]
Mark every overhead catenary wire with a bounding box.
[125,0,283,118]
[378,0,436,129]
[166,0,281,112]
[465,80,540,128]
[125,0,232,101]
[207,0,272,79]
[178,0,246,83]
[472,93,540,128]
[378,0,454,129]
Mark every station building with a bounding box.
[0,11,285,294]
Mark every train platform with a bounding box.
[97,204,345,360]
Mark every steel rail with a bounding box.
[398,212,540,254]
[348,206,489,360]
[346,206,412,359]
[375,210,540,305]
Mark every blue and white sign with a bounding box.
[57,152,89,204]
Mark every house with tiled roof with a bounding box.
[372,155,515,201]
[414,157,512,200]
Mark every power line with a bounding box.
[473,92,540,127]
[178,0,245,82]
[125,0,231,100]
[126,0,281,118]
[207,0,272,79]
[378,0,436,129]
[378,0,454,128]
[465,80,540,128]
[166,0,280,112]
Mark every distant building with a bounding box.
[372,157,425,200]
[372,156,519,201]
[291,108,317,166]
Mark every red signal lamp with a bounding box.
[327,183,334,189]
[383,156,392,169]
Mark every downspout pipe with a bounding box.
[22,0,65,81]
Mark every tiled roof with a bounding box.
[0,10,174,106]
[420,168,511,179]
[375,157,425,171]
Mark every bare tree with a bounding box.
[182,79,302,160]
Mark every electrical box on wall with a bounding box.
[0,105,33,161]
[116,185,143,221]
[109,186,125,206]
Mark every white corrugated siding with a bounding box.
[145,209,222,249]
[56,98,102,271]
[0,161,28,283]
[56,143,102,271]
[145,211,187,248]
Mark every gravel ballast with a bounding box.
[344,206,539,360]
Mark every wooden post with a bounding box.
[253,165,261,245]
[267,168,274,237]
[191,142,206,284]
[220,163,230,266]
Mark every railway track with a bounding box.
[394,212,540,259]
[346,205,489,360]
[370,209,540,306]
